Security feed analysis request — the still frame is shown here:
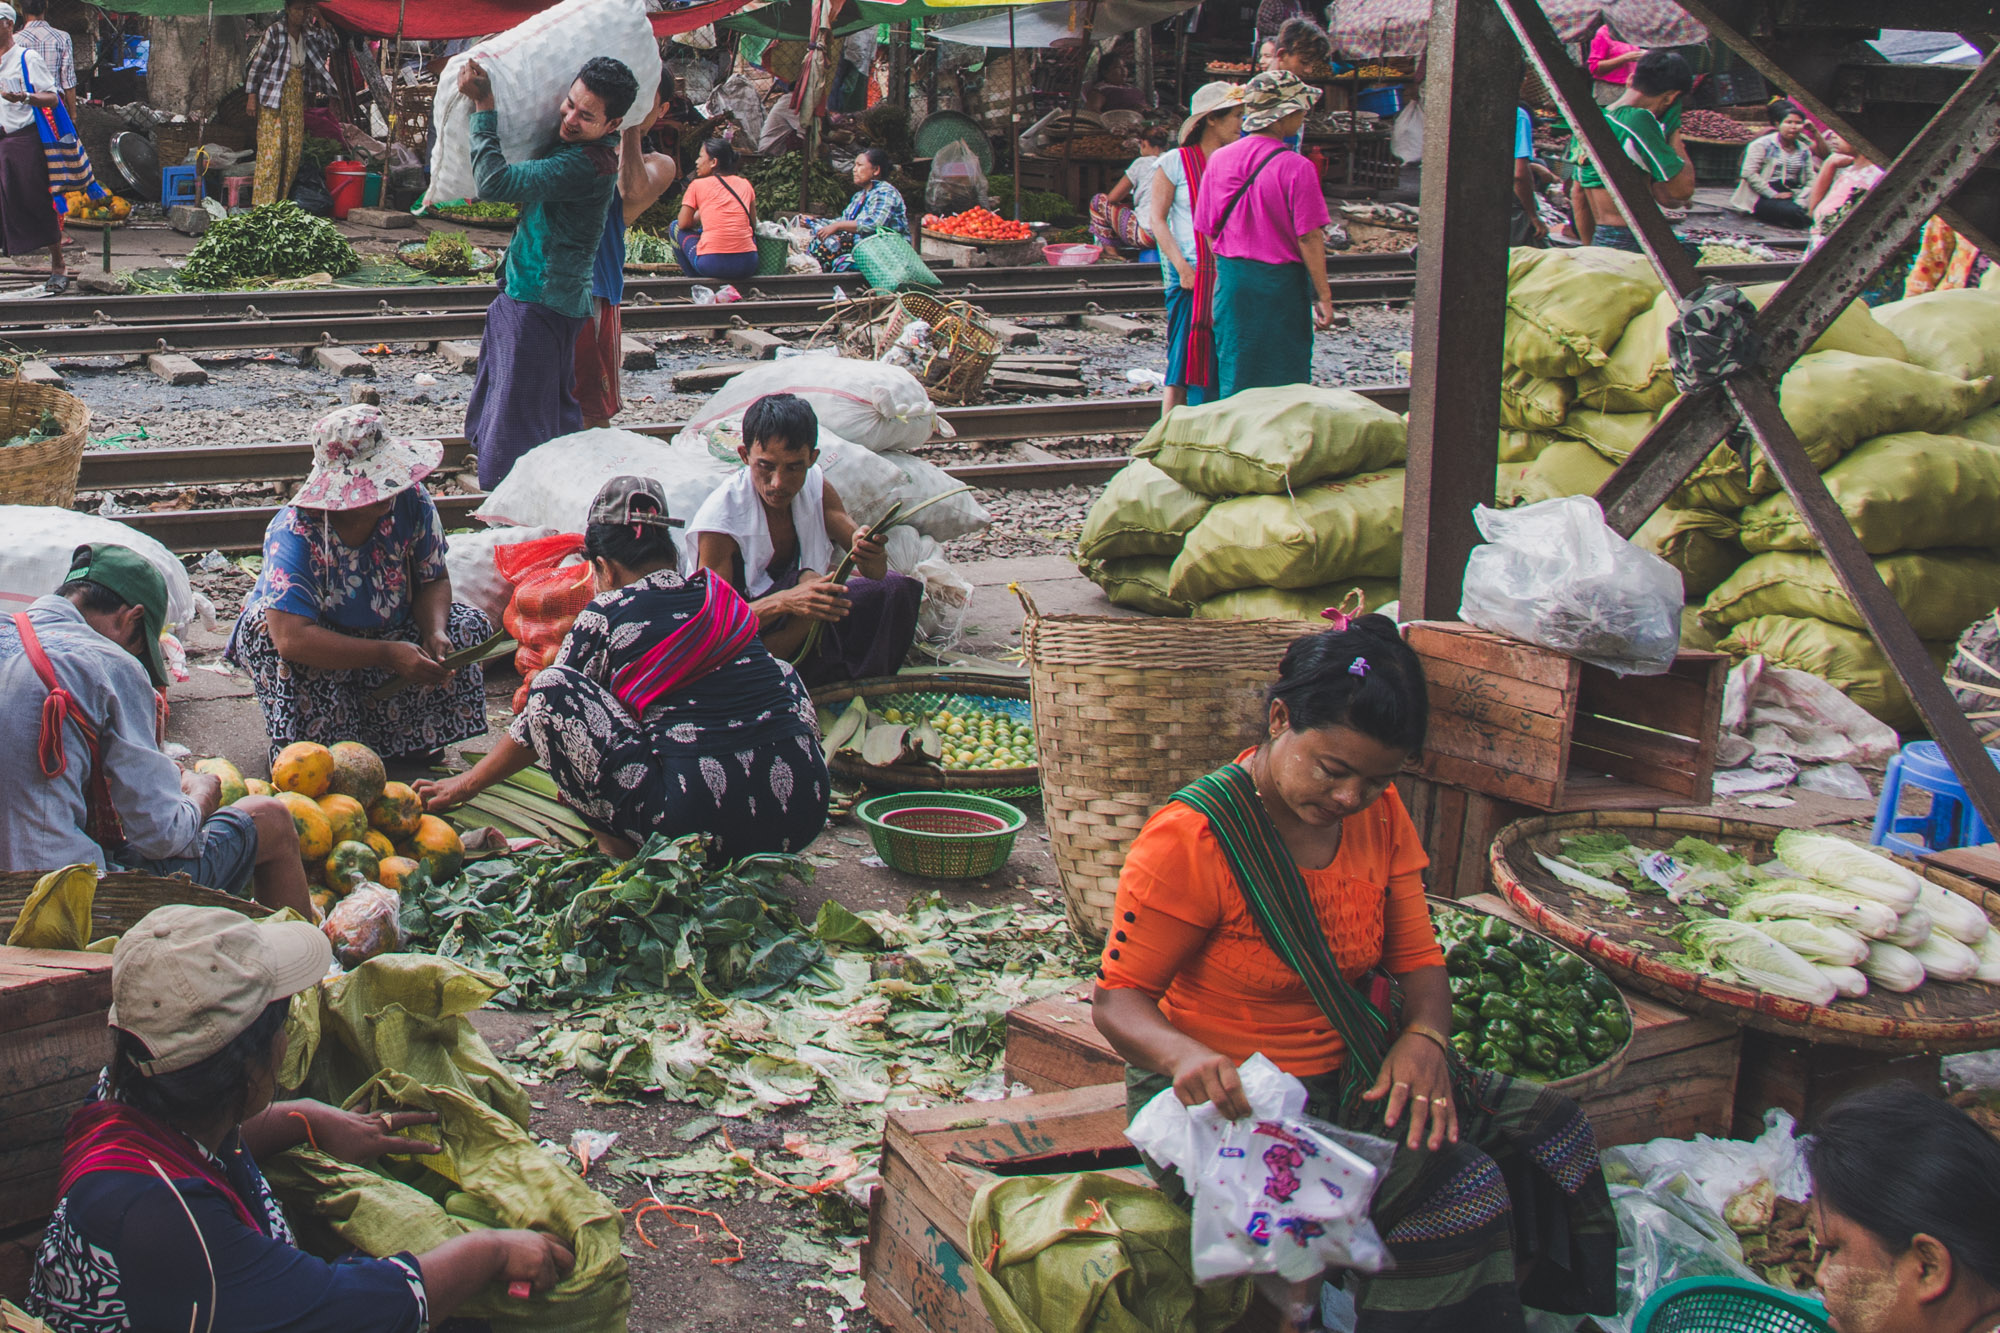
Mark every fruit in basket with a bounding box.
[830,697,1037,771]
[922,207,1033,243]
[1436,907,1627,1080]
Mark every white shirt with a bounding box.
[682,465,837,598]
[1152,149,1199,285]
[0,46,54,134]
[1125,153,1164,218]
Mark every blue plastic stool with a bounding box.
[1136,248,1159,263]
[1870,740,2000,857]
[160,165,201,207]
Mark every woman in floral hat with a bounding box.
[227,405,492,764]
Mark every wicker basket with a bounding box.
[0,870,268,943]
[852,230,941,293]
[879,292,1000,405]
[0,381,89,507]
[855,791,1026,879]
[1017,587,1309,943]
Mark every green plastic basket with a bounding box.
[1634,1278,1833,1333]
[912,109,992,171]
[852,230,941,292]
[756,232,792,277]
[855,791,1026,879]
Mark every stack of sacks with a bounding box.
[1077,387,1404,621]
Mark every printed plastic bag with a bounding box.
[497,534,593,711]
[884,524,973,643]
[926,138,990,215]
[1125,1054,1395,1283]
[1460,494,1682,675]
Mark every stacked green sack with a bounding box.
[1077,386,1405,621]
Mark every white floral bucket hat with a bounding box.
[292,404,443,511]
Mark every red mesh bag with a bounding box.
[495,533,594,712]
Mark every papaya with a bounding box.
[327,741,387,808]
[368,781,423,839]
[276,791,333,862]
[193,757,248,806]
[363,829,396,861]
[308,887,335,922]
[243,778,275,797]
[323,840,381,894]
[316,793,369,846]
[376,855,421,891]
[400,815,464,883]
[272,742,334,798]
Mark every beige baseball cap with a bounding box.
[108,905,331,1076]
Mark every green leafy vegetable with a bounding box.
[3,408,62,448]
[1674,918,1837,1005]
[625,228,677,266]
[1772,829,1924,911]
[179,201,359,289]
[1535,851,1632,907]
[435,199,519,222]
[1730,886,1899,940]
[1558,831,1637,881]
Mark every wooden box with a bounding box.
[1004,988,1115,1094]
[0,946,112,1232]
[1406,621,1727,812]
[918,233,1044,270]
[863,1084,1145,1333]
[1731,1030,1941,1139]
[1395,772,1534,900]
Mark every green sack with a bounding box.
[1499,368,1573,431]
[1740,282,1909,361]
[1077,460,1214,561]
[1872,289,2000,396]
[1496,439,1613,507]
[1131,385,1406,496]
[967,1173,1248,1333]
[1738,431,2000,555]
[1194,580,1399,622]
[1957,404,2000,447]
[1087,556,1193,617]
[1499,429,1555,463]
[1716,614,1954,731]
[1559,407,1750,511]
[1702,549,2000,641]
[1636,506,1744,601]
[1749,352,1995,495]
[1681,605,1720,652]
[1169,468,1404,603]
[262,1070,630,1333]
[1504,245,1664,378]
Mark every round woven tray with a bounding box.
[0,870,268,943]
[1428,895,1632,1101]
[1491,812,2000,1052]
[0,380,90,508]
[813,673,1038,794]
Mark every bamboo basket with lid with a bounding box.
[1016,587,1309,943]
[0,381,90,508]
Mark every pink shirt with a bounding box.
[1192,136,1331,266]
[1589,27,1641,85]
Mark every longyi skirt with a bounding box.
[1213,255,1313,398]
[0,125,58,256]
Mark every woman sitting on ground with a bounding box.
[418,475,830,860]
[27,904,571,1329]
[670,136,759,282]
[1807,1084,2000,1333]
[227,405,490,765]
[1731,99,1816,229]
[1089,124,1172,252]
[807,147,908,272]
[1093,614,1617,1333]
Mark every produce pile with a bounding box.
[178,201,359,289]
[1493,247,2000,728]
[742,151,850,213]
[1543,828,2000,1005]
[922,206,1032,243]
[624,229,677,266]
[400,231,485,276]
[1678,109,1760,143]
[3,408,63,447]
[434,199,518,224]
[819,691,1035,774]
[1076,386,1402,621]
[985,174,1082,226]
[1436,907,1631,1080]
[62,191,129,223]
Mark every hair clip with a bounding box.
[1348,657,1370,677]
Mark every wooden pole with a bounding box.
[888,21,909,111]
[799,0,825,215]
[1057,0,1098,203]
[1009,5,1021,221]
[1135,19,1153,108]
[1174,8,1188,106]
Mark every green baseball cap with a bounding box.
[66,543,170,688]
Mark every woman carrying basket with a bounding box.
[1093,613,1617,1333]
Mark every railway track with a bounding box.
[89,387,1418,553]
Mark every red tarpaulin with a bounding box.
[316,0,758,40]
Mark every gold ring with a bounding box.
[380,1112,396,1132]
[1411,1093,1430,1102]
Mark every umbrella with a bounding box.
[933,0,1196,46]
[1331,0,1704,60]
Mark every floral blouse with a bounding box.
[237,487,449,633]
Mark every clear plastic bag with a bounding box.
[1459,494,1682,675]
[323,885,404,968]
[926,139,991,216]
[1125,1054,1396,1283]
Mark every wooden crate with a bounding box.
[1395,772,1534,900]
[1004,988,1115,1094]
[0,946,111,1231]
[1731,1030,1941,1139]
[1406,621,1727,812]
[0,1220,40,1301]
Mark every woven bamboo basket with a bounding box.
[1491,812,2000,1052]
[0,871,268,943]
[880,291,1000,405]
[1017,587,1310,943]
[812,672,1037,793]
[0,381,89,507]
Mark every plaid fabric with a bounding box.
[245,22,337,110]
[1332,0,1703,58]
[15,22,73,90]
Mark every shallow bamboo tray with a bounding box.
[1491,812,2000,1052]
[0,871,266,943]
[813,673,1037,794]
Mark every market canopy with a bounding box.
[88,0,757,37]
[1332,0,1704,59]
[932,0,1197,47]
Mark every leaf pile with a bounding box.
[4,408,62,448]
[743,151,850,213]
[405,230,482,277]
[625,229,677,266]
[435,199,519,223]
[986,174,1082,225]
[179,201,359,289]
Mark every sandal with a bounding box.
[44,273,72,294]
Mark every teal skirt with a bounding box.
[1213,255,1313,398]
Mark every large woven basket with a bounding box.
[0,870,267,943]
[1018,588,1309,943]
[880,291,1000,405]
[0,381,89,507]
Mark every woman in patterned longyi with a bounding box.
[417,475,830,861]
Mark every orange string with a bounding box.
[984,1233,1003,1271]
[1073,1198,1105,1231]
[286,1110,319,1152]
[621,1196,743,1264]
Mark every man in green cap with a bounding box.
[0,544,312,914]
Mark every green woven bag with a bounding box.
[852,230,940,292]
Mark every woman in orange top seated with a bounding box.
[1094,613,1616,1333]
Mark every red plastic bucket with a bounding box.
[325,159,365,219]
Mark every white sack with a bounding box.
[885,524,975,643]
[472,428,738,533]
[445,525,557,626]
[689,354,948,453]
[883,451,991,542]
[0,506,197,634]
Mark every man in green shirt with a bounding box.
[1567,50,1697,256]
[459,55,642,489]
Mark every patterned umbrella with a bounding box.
[1331,0,1705,60]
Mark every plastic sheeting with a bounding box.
[1331,0,1704,60]
[934,0,1199,46]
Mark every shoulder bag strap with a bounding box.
[1211,143,1283,240]
[714,175,758,226]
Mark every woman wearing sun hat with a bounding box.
[1149,80,1245,413]
[26,904,573,1328]
[1193,70,1336,398]
[227,405,492,764]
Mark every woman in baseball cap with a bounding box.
[27,904,572,1330]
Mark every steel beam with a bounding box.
[1770,0,2000,29]
[1397,0,1518,620]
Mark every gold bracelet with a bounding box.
[1400,1022,1453,1056]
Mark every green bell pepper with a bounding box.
[1450,1002,1478,1032]
[1478,992,1524,1023]
[1523,1033,1559,1070]
[1478,916,1514,945]
[1594,1002,1632,1041]
[1485,1017,1526,1055]
[1581,1024,1618,1061]
[1475,1042,1515,1076]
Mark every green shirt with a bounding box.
[1572,103,1683,190]
[469,109,616,319]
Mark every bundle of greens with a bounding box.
[744,152,849,213]
[3,408,62,447]
[434,199,519,223]
[178,201,359,289]
[404,230,482,276]
[624,229,677,266]
[984,175,1081,226]
[299,136,345,170]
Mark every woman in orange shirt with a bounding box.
[671,137,760,282]
[1095,614,1616,1333]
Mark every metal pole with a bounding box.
[1057,0,1097,203]
[1009,5,1021,222]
